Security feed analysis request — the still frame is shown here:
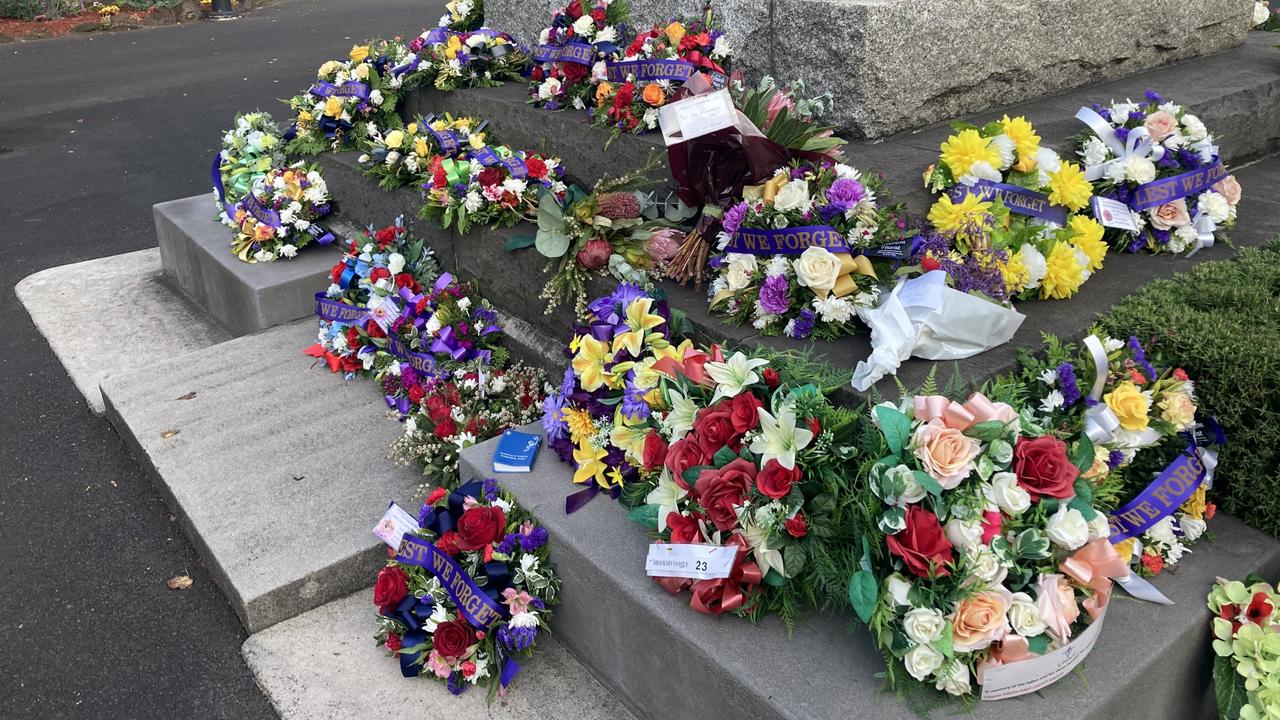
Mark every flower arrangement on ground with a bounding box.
[1075,90,1240,255]
[307,218,438,376]
[542,284,689,510]
[374,477,560,696]
[528,0,630,111]
[1208,576,1280,720]
[361,115,487,190]
[849,391,1124,699]
[285,40,419,155]
[924,117,1103,301]
[436,0,484,31]
[225,161,332,263]
[390,365,547,489]
[214,111,284,216]
[416,28,528,92]
[590,12,730,140]
[707,160,909,339]
[419,145,566,234]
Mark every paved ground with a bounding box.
[0,1,438,717]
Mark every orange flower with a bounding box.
[595,82,614,107]
[641,83,666,107]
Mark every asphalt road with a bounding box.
[0,1,441,717]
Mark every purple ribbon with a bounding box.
[564,483,622,514]
[949,180,1068,225]
[604,59,696,83]
[241,192,281,227]
[315,293,371,323]
[429,128,462,156]
[394,535,506,630]
[388,336,438,373]
[1107,445,1207,543]
[727,225,851,255]
[211,152,233,218]
[533,41,594,65]
[1128,160,1227,211]
[309,80,371,100]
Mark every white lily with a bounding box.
[750,405,814,470]
[741,510,788,579]
[705,352,770,404]
[645,469,689,533]
[664,388,699,440]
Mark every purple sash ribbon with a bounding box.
[1107,446,1207,543]
[242,192,281,227]
[534,41,594,65]
[422,27,451,44]
[949,180,1068,225]
[429,128,461,156]
[309,80,371,100]
[211,152,233,217]
[604,58,697,83]
[728,225,851,255]
[394,535,505,629]
[388,336,438,372]
[1128,160,1227,211]
[470,146,527,179]
[315,293,370,323]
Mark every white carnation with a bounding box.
[1199,191,1231,224]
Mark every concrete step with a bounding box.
[460,423,1280,720]
[243,590,636,720]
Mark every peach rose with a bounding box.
[913,418,982,489]
[1143,110,1178,142]
[1214,175,1242,206]
[950,588,1012,652]
[1148,198,1191,230]
[1035,573,1081,642]
[642,83,666,107]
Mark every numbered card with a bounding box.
[645,543,735,580]
[372,501,420,549]
[658,89,737,146]
[1092,196,1139,231]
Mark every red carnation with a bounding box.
[434,417,458,439]
[345,326,360,350]
[394,273,418,291]
[921,256,942,272]
[1141,552,1164,575]
[885,505,954,578]
[385,633,402,652]
[785,513,808,538]
[477,167,504,187]
[365,319,386,339]
[330,263,344,284]
[524,156,548,179]
[427,486,448,504]
[374,225,400,248]
[407,384,426,404]
[369,267,391,284]
[435,531,461,555]
[590,8,605,21]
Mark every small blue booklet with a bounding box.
[493,429,542,473]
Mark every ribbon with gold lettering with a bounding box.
[1106,445,1208,543]
[394,535,508,630]
[1128,160,1226,211]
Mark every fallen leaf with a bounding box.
[176,391,197,401]
[167,575,193,590]
[161,429,179,439]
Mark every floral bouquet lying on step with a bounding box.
[214,111,284,216]
[925,117,1104,301]
[1208,576,1280,720]
[373,478,560,696]
[1075,90,1239,255]
[436,0,484,32]
[361,115,487,190]
[225,161,333,263]
[528,0,630,111]
[413,27,528,92]
[419,145,566,234]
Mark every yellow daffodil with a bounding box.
[564,407,596,446]
[1068,215,1107,270]
[572,443,610,488]
[1104,381,1152,431]
[349,45,371,63]
[928,193,994,247]
[612,298,667,357]
[571,335,613,392]
[1000,115,1041,172]
[1047,161,1094,212]
[939,128,1000,178]
[1039,241,1084,299]
[323,97,343,118]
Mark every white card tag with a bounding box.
[1116,573,1174,605]
[368,295,401,332]
[645,543,735,579]
[372,502,421,549]
[980,606,1108,700]
[658,90,737,146]
[1092,196,1139,231]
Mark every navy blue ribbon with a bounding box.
[211,152,233,218]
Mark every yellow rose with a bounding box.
[1104,381,1151,431]
[383,129,405,149]
[317,60,341,77]
[353,63,370,80]
[324,97,343,118]
[298,110,313,123]
[406,123,418,134]
[349,45,370,63]
[665,22,687,46]
[469,133,486,150]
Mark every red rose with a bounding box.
[1172,368,1189,381]
[611,81,634,109]
[590,8,604,21]
[642,432,668,470]
[524,156,548,179]
[369,267,391,284]
[531,65,545,81]
[756,459,801,500]
[565,1,582,19]
[456,505,506,550]
[885,505,954,578]
[561,61,588,84]
[785,513,808,538]
[374,226,400,248]
[728,392,763,433]
[433,417,458,439]
[666,511,703,544]
[1013,436,1079,501]
[427,487,448,504]
[697,458,756,532]
[365,319,386,339]
[762,367,779,389]
[385,632,402,652]
[1140,552,1164,575]
[345,326,360,350]
[664,438,708,490]
[477,167,504,187]
[373,566,408,613]
[432,619,474,659]
[693,405,740,456]
[406,384,425,404]
[394,273,417,291]
[436,531,461,555]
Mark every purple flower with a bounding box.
[620,376,650,421]
[496,532,520,555]
[721,202,748,235]
[1127,336,1159,383]
[498,624,539,652]
[789,309,816,339]
[1056,362,1081,407]
[1107,450,1126,469]
[541,393,568,441]
[559,367,575,398]
[483,478,501,502]
[759,274,790,315]
[1144,89,1164,106]
[417,503,437,528]
[1114,126,1131,144]
[519,526,549,552]
[825,178,865,213]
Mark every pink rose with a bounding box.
[912,418,981,489]
[1143,110,1178,142]
[950,587,1012,652]
[1148,198,1190,230]
[1035,573,1081,642]
[1214,175,1242,206]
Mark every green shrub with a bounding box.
[0,0,81,20]
[1098,241,1280,537]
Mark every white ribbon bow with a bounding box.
[1185,210,1217,257]
[1082,335,1122,445]
[1075,106,1167,182]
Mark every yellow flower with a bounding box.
[1105,381,1152,431]
[665,21,687,46]
[406,122,418,134]
[999,253,1031,295]
[318,60,342,77]
[1159,390,1196,429]
[564,407,596,446]
[572,443,610,488]
[571,335,613,392]
[1047,161,1094,212]
[928,193,994,246]
[324,97,343,118]
[298,110,314,124]
[383,130,405,149]
[612,297,667,358]
[1182,487,1207,519]
[1067,215,1107,270]
[1040,241,1084,299]
[469,133,487,150]
[939,128,1000,178]
[444,35,463,59]
[610,414,649,461]
[1083,453,1110,480]
[1000,115,1041,172]
[349,45,371,63]
[414,137,429,158]
[1113,538,1136,565]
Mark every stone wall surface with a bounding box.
[484,0,1254,137]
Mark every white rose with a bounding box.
[1007,592,1047,637]
[793,246,841,293]
[944,517,983,552]
[1087,511,1112,540]
[1257,1,1272,25]
[966,545,1008,586]
[987,472,1031,516]
[1181,515,1207,542]
[387,253,405,274]
[772,180,811,212]
[595,26,617,44]
[934,661,971,696]
[886,573,913,606]
[538,78,562,100]
[1045,506,1089,550]
[1081,137,1109,167]
[572,15,595,38]
[903,644,944,682]
[723,253,757,291]
[904,608,947,644]
[1199,191,1231,224]
[989,134,1016,170]
[354,63,370,80]
[1018,244,1047,289]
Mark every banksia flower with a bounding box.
[595,191,641,220]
